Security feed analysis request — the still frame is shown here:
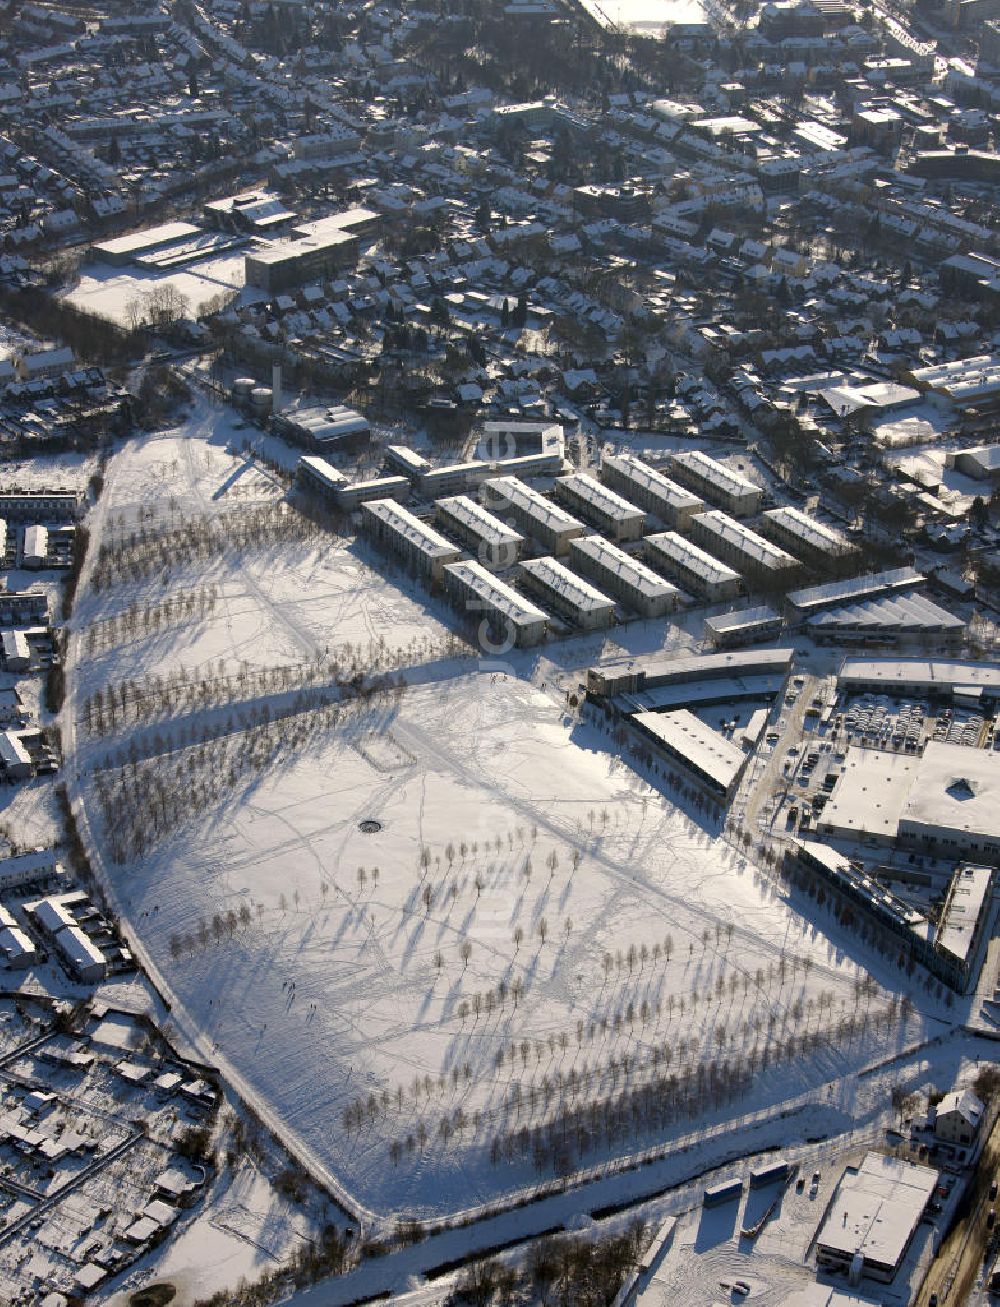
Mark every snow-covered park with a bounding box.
[65,413,935,1224]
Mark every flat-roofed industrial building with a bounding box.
[436,495,523,570]
[481,477,585,555]
[690,510,800,583]
[360,500,462,582]
[787,568,924,618]
[569,534,682,618]
[553,473,646,542]
[645,530,742,601]
[245,227,359,292]
[443,560,547,648]
[837,657,1000,704]
[669,450,763,516]
[760,505,855,564]
[519,556,614,629]
[816,1153,937,1284]
[600,452,705,529]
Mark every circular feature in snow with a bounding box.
[358,818,382,834]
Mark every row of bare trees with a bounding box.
[82,586,220,655]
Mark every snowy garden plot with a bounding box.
[84,672,907,1219]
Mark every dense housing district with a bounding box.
[9,0,1000,1302]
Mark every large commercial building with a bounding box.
[360,500,461,582]
[837,657,1000,704]
[644,530,741,601]
[806,592,965,645]
[587,647,794,700]
[274,404,370,449]
[518,556,615,630]
[630,708,749,802]
[600,453,705,529]
[569,535,682,618]
[481,477,585,555]
[816,1154,937,1284]
[443,560,547,648]
[690,510,800,584]
[553,473,645,543]
[245,209,378,292]
[819,741,1000,864]
[760,506,854,564]
[435,496,523,570]
[669,450,763,516]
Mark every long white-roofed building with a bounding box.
[630,708,749,802]
[443,560,548,648]
[518,556,615,630]
[760,505,855,564]
[553,472,646,542]
[644,531,742,601]
[435,495,524,570]
[296,454,347,502]
[669,450,763,516]
[360,500,462,582]
[600,452,705,529]
[481,477,585,555]
[569,535,682,618]
[690,510,800,583]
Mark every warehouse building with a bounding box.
[518,556,615,629]
[787,568,924,619]
[481,477,585,555]
[569,534,682,618]
[837,657,1000,704]
[760,506,854,564]
[819,741,1000,865]
[690,510,800,583]
[644,531,742,601]
[630,708,749,803]
[360,500,461,582]
[92,220,201,266]
[806,592,965,644]
[669,450,763,516]
[274,404,370,449]
[705,605,784,648]
[436,496,523,570]
[816,1154,937,1285]
[600,453,704,529]
[443,560,547,648]
[553,473,645,543]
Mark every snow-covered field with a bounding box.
[62,252,247,326]
[65,413,939,1225]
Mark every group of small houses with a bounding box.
[2,1015,215,1303]
[0,849,132,983]
[0,487,81,784]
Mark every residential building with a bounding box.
[600,453,705,530]
[690,510,800,584]
[644,531,742,601]
[568,535,682,618]
[518,556,615,629]
[359,500,462,582]
[442,559,547,648]
[669,450,763,516]
[481,477,585,555]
